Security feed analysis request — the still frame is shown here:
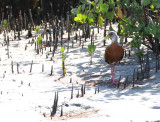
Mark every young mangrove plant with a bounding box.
[35,26,40,33]
[36,35,42,54]
[35,26,43,54]
[3,19,7,27]
[61,46,66,76]
[2,20,8,41]
[88,44,96,65]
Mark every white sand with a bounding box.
[0,24,160,122]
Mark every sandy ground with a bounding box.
[0,24,160,122]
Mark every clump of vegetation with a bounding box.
[71,0,160,62]
[116,0,160,56]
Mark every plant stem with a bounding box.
[90,52,93,65]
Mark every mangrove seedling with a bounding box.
[61,46,66,76]
[36,35,42,54]
[3,20,7,27]
[37,35,42,45]
[88,45,96,65]
[35,26,40,33]
[2,19,8,40]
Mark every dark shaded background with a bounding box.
[0,0,80,24]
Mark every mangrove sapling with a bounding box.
[88,45,96,65]
[35,26,40,33]
[61,46,67,76]
[36,35,42,54]
[35,27,43,54]
[3,20,8,43]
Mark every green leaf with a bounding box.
[141,0,151,6]
[62,57,65,61]
[109,26,115,31]
[94,7,100,13]
[78,5,82,13]
[136,50,144,58]
[130,40,134,47]
[74,17,82,23]
[82,4,86,11]
[38,35,42,41]
[94,0,99,4]
[91,1,95,6]
[109,1,115,8]
[64,68,66,74]
[88,45,96,55]
[88,50,92,55]
[37,36,42,45]
[82,14,87,21]
[106,11,114,20]
[74,14,87,23]
[98,15,103,26]
[144,26,150,34]
[155,33,160,40]
[120,29,125,34]
[157,24,160,33]
[135,24,143,31]
[122,0,129,5]
[132,1,139,7]
[100,3,109,16]
[152,27,157,35]
[87,17,94,25]
[35,26,40,32]
[152,0,160,8]
[153,10,158,12]
[135,40,141,48]
[146,23,158,35]
[134,32,139,38]
[130,39,141,48]
[71,8,78,15]
[61,47,65,52]
[99,0,103,5]
[150,4,154,9]
[125,25,134,33]
[3,20,7,25]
